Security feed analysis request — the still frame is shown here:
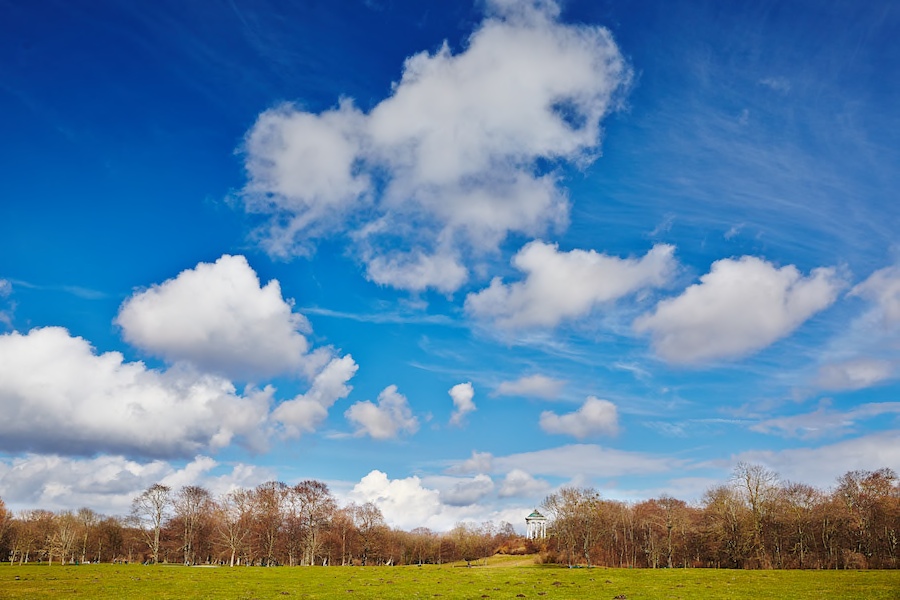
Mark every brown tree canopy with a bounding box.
[1,465,897,569]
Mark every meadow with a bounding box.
[2,558,898,600]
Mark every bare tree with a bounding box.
[173,485,212,565]
[351,501,386,565]
[75,508,99,564]
[702,484,746,568]
[0,497,10,560]
[295,480,336,566]
[733,462,779,567]
[543,486,603,567]
[252,481,288,566]
[214,488,253,566]
[131,483,171,564]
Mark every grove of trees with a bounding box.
[0,465,896,569]
[540,464,899,569]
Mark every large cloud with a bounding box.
[466,242,675,327]
[498,469,551,498]
[539,397,619,438]
[0,327,272,458]
[0,454,273,514]
[117,255,323,381]
[272,355,359,437]
[635,256,844,364]
[345,385,419,440]
[240,0,630,291]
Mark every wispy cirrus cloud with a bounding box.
[751,402,900,439]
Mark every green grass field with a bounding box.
[2,558,898,600]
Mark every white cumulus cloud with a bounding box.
[539,396,619,438]
[272,355,359,437]
[345,384,419,440]
[466,242,675,327]
[348,470,524,531]
[635,256,844,364]
[365,250,468,293]
[498,469,551,498]
[449,382,476,426]
[240,0,630,292]
[117,255,323,381]
[0,327,272,458]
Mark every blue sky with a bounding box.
[1,0,898,530]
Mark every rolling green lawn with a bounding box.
[1,560,898,600]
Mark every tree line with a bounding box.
[0,464,896,569]
[0,480,521,567]
[540,464,899,569]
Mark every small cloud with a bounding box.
[60,285,108,300]
[539,396,619,439]
[649,214,675,238]
[724,223,744,240]
[816,358,893,391]
[446,450,494,475]
[439,474,494,506]
[851,265,900,327]
[498,469,550,498]
[467,242,676,328]
[366,249,468,294]
[448,382,476,426]
[345,385,419,440]
[493,374,565,399]
[273,355,359,437]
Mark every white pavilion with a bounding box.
[525,509,547,539]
